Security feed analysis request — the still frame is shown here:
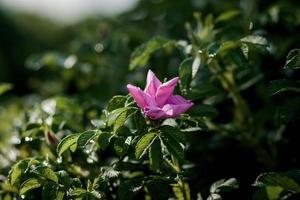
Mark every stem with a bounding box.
[170,156,190,200]
[208,60,276,169]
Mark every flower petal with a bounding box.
[127,84,156,108]
[162,102,193,118]
[144,106,167,120]
[155,77,179,106]
[144,70,162,97]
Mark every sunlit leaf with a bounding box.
[57,134,79,156]
[135,132,157,159]
[19,178,43,195]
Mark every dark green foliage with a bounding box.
[0,0,299,199]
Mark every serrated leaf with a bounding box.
[187,104,218,118]
[149,138,162,171]
[129,36,175,70]
[268,79,300,95]
[8,159,30,186]
[77,130,97,149]
[160,126,186,145]
[34,166,58,183]
[135,132,157,159]
[161,132,184,160]
[254,172,300,193]
[107,95,127,112]
[113,108,136,133]
[240,35,268,46]
[19,178,43,195]
[284,49,300,69]
[57,134,79,156]
[210,178,239,193]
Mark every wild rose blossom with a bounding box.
[127,70,193,120]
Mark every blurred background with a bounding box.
[0,0,299,199]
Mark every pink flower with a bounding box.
[127,70,193,120]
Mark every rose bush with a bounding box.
[0,0,299,199]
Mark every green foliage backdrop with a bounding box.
[0,0,299,199]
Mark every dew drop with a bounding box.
[25,137,33,142]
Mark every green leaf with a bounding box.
[34,166,58,183]
[77,130,97,149]
[240,35,268,46]
[8,159,30,186]
[253,186,284,200]
[215,10,241,23]
[19,178,43,195]
[113,108,136,133]
[57,134,79,156]
[56,170,71,186]
[129,36,175,70]
[187,104,218,118]
[135,132,157,159]
[98,132,113,150]
[160,126,186,145]
[107,95,127,112]
[161,132,184,161]
[268,79,300,95]
[69,188,87,197]
[187,83,219,100]
[0,83,13,95]
[179,58,193,94]
[210,178,239,193]
[114,136,131,156]
[284,49,300,69]
[117,179,143,200]
[42,182,59,200]
[254,172,300,193]
[149,138,162,171]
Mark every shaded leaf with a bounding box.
[149,138,162,171]
[187,104,218,118]
[118,179,143,200]
[179,58,193,94]
[268,79,300,95]
[284,49,300,69]
[98,132,113,150]
[254,172,300,193]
